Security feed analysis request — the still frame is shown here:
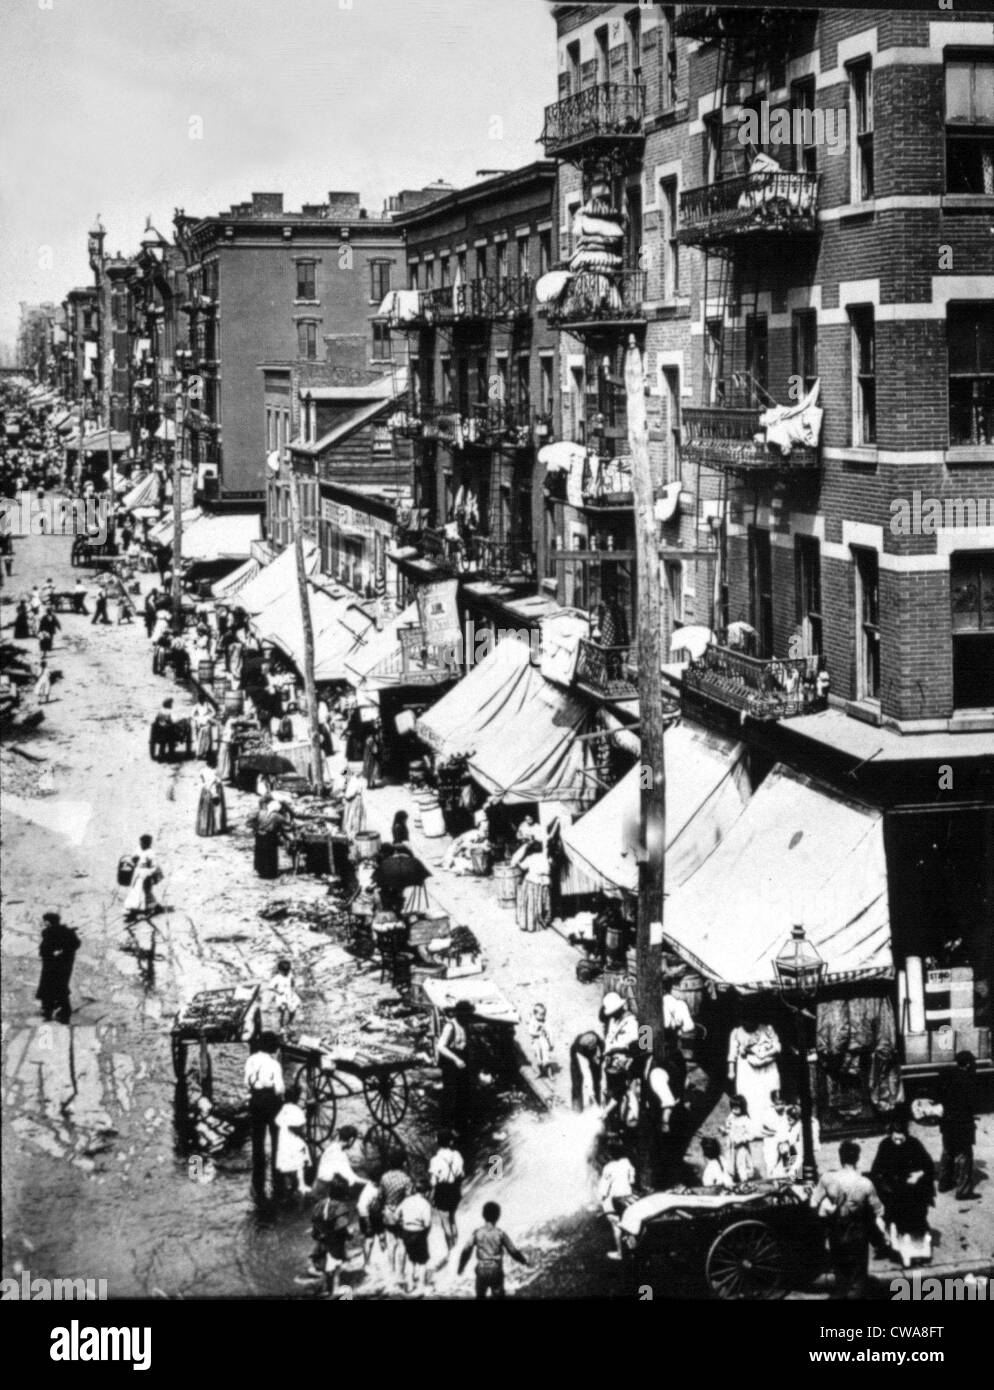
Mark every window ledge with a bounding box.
[293,299,320,307]
[832,201,876,222]
[845,698,883,726]
[948,711,994,733]
[941,194,994,212]
[945,446,994,465]
[841,447,879,466]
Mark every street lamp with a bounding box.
[773,923,825,1183]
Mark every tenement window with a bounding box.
[848,59,874,201]
[372,320,392,361]
[296,261,316,300]
[794,535,823,658]
[849,305,876,446]
[948,302,994,446]
[370,260,391,302]
[950,551,994,709]
[853,547,881,701]
[792,308,819,397]
[297,320,318,360]
[945,55,994,194]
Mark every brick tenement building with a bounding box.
[542,6,993,1092]
[384,163,561,635]
[172,192,407,505]
[540,4,714,703]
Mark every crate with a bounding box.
[952,1026,991,1060]
[930,1026,956,1063]
[445,955,484,980]
[903,1032,930,1064]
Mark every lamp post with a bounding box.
[773,923,825,1183]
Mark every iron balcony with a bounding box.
[678,170,820,247]
[541,83,645,158]
[680,405,820,476]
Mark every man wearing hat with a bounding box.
[35,911,81,1023]
[601,991,639,1120]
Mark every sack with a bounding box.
[117,854,138,887]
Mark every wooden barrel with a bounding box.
[213,675,230,700]
[494,862,522,907]
[353,829,382,860]
[672,970,707,1021]
[412,788,433,831]
[197,659,215,685]
[224,689,244,715]
[470,845,492,877]
[421,796,446,839]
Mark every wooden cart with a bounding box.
[280,1037,420,1158]
[619,1181,825,1300]
[170,985,262,1096]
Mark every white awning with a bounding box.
[661,764,892,991]
[415,637,540,760]
[149,506,201,547]
[212,556,262,600]
[251,582,375,683]
[343,603,420,690]
[560,723,752,894]
[180,511,262,561]
[468,678,596,807]
[234,542,319,615]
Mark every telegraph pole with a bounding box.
[287,461,325,790]
[101,257,116,553]
[625,336,665,1041]
[171,374,185,619]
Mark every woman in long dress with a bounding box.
[196,766,227,837]
[870,1109,936,1268]
[192,700,215,761]
[217,713,235,783]
[124,835,163,920]
[342,771,367,839]
[253,796,286,879]
[727,1008,781,1119]
[14,599,30,640]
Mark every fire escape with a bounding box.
[386,273,538,585]
[675,5,828,722]
[538,47,649,700]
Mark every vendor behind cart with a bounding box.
[436,999,476,1131]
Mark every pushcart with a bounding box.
[619,1181,825,1299]
[170,984,262,1095]
[280,1037,421,1157]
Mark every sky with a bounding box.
[0,0,557,352]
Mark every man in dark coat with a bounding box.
[36,912,81,1023]
[937,1051,979,1200]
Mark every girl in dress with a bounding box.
[727,1007,781,1120]
[124,834,163,920]
[274,1085,311,1198]
[723,1094,758,1183]
[342,769,368,839]
[195,765,227,836]
[700,1135,734,1189]
[528,1003,554,1078]
[192,700,215,761]
[760,1092,791,1178]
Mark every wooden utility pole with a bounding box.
[171,378,185,619]
[625,336,665,1041]
[101,259,116,553]
[287,464,325,791]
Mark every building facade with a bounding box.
[173,192,407,505]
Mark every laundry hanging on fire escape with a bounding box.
[736,153,818,220]
[759,381,823,457]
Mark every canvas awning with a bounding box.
[148,506,201,547]
[415,637,542,761]
[211,556,262,600]
[64,429,131,453]
[122,472,160,512]
[468,678,596,806]
[180,511,262,561]
[560,723,752,895]
[251,581,374,683]
[234,542,319,615]
[661,763,892,992]
[343,603,420,691]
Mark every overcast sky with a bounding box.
[0,0,556,351]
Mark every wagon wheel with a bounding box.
[363,1067,409,1127]
[294,1063,338,1151]
[705,1220,787,1301]
[362,1123,402,1176]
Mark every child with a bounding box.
[274,1085,311,1197]
[787,1103,820,1174]
[768,1139,796,1181]
[598,1136,637,1260]
[723,1094,757,1183]
[309,1176,354,1297]
[34,661,52,705]
[269,959,301,1035]
[700,1135,734,1189]
[528,1002,553,1078]
[457,1201,531,1299]
[397,1180,434,1295]
[760,1091,791,1178]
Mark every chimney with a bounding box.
[251,192,284,215]
[326,191,361,219]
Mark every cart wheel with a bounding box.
[294,1064,338,1151]
[362,1123,402,1176]
[363,1068,409,1127]
[705,1220,787,1300]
